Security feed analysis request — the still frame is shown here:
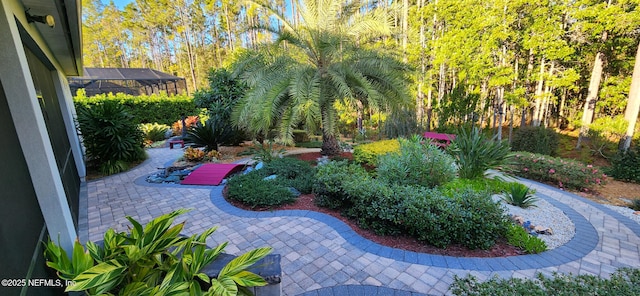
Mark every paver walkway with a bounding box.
[79,147,640,295]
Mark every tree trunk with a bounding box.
[533,57,545,127]
[321,131,342,156]
[577,50,605,149]
[620,41,640,151]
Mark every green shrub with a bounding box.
[506,223,547,253]
[377,138,456,188]
[450,268,640,296]
[313,160,370,209]
[402,188,508,249]
[295,141,323,148]
[447,127,512,179]
[629,199,640,211]
[353,139,400,166]
[315,164,508,249]
[501,182,539,208]
[226,172,295,208]
[262,158,315,194]
[607,141,640,183]
[511,126,559,156]
[140,122,170,142]
[76,101,146,174]
[509,152,607,191]
[245,141,286,163]
[74,91,198,125]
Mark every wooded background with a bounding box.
[83,0,640,147]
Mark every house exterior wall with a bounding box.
[0,0,83,294]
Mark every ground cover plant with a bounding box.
[226,158,315,208]
[449,267,640,296]
[44,209,271,295]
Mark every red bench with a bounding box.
[169,139,185,149]
[423,132,456,148]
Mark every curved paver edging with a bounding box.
[209,184,599,271]
[518,177,640,238]
[296,284,433,296]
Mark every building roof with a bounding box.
[76,68,185,86]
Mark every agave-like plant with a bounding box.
[446,127,512,179]
[44,209,272,295]
[501,182,539,208]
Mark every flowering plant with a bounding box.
[507,152,607,191]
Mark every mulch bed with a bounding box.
[222,152,525,258]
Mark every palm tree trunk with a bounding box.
[321,131,342,156]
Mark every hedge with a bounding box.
[74,92,199,125]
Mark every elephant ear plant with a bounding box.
[43,209,271,296]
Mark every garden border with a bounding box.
[208,183,598,271]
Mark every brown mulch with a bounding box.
[223,151,524,258]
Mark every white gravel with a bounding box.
[492,195,575,249]
[603,204,640,224]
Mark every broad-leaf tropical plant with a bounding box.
[44,209,271,295]
[231,0,411,155]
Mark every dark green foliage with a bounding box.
[313,161,508,249]
[607,141,640,183]
[377,138,456,188]
[295,141,323,148]
[193,68,246,109]
[226,172,295,208]
[509,152,607,191]
[511,126,559,156]
[74,92,198,125]
[226,157,316,208]
[76,101,146,174]
[501,182,539,208]
[313,161,371,209]
[450,268,640,296]
[184,114,233,152]
[262,158,315,194]
[382,108,421,139]
[447,127,512,179]
[194,69,247,146]
[506,223,547,254]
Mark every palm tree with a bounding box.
[231,0,411,155]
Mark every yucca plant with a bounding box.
[44,209,272,296]
[501,182,539,208]
[446,127,512,179]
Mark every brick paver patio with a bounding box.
[79,147,640,295]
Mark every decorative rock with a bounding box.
[243,166,254,174]
[512,215,524,225]
[634,211,640,215]
[255,162,264,170]
[164,175,181,183]
[263,174,277,181]
[534,226,553,235]
[287,187,301,196]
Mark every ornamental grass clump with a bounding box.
[501,182,539,208]
[509,152,607,191]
